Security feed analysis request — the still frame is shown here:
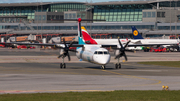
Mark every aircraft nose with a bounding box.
[93,55,111,65]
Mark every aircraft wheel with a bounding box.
[118,63,121,69]
[63,63,66,68]
[60,63,63,69]
[115,63,118,69]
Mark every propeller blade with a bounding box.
[68,41,75,48]
[120,52,124,57]
[124,40,131,48]
[115,54,121,59]
[123,53,128,61]
[115,52,124,59]
[58,54,64,58]
[63,38,67,48]
[118,38,123,48]
[67,53,71,61]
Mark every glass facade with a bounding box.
[93,4,152,22]
[159,1,180,7]
[0,1,180,25]
[0,6,49,22]
[50,3,86,12]
[143,12,156,18]
[0,3,86,22]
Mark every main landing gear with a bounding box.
[113,38,131,70]
[115,58,121,69]
[60,58,66,69]
[60,63,66,69]
[57,38,77,69]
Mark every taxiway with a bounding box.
[0,48,180,94]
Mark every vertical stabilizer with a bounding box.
[81,26,97,44]
[131,26,144,39]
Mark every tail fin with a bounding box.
[81,26,97,44]
[131,26,144,39]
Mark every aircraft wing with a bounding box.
[0,42,84,48]
[129,40,141,44]
[1,42,178,48]
[101,43,178,48]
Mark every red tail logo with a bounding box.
[81,26,97,44]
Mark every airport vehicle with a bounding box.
[17,45,27,49]
[131,26,179,45]
[150,47,167,52]
[2,18,178,69]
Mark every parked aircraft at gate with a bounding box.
[131,26,179,45]
[1,18,179,69]
[81,26,143,50]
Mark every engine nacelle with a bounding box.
[114,50,120,56]
[59,49,64,55]
[58,44,65,55]
[114,45,121,56]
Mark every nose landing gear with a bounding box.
[101,65,106,70]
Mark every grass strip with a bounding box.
[0,90,180,101]
[138,61,180,68]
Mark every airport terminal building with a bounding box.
[0,0,180,41]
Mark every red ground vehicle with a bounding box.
[17,45,27,49]
[151,47,166,52]
[0,44,5,47]
[29,46,36,49]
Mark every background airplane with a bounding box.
[81,26,143,51]
[131,26,179,45]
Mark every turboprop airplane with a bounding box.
[2,18,179,70]
[131,26,179,45]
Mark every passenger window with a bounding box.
[94,51,98,54]
[98,51,103,54]
[104,51,108,54]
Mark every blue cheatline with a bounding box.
[131,26,144,39]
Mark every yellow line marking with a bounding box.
[101,70,161,86]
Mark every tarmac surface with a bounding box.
[0,48,180,94]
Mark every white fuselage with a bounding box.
[137,39,179,44]
[76,45,111,65]
[94,39,128,45]
[131,39,179,47]
[94,39,142,50]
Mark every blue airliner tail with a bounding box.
[131,26,144,39]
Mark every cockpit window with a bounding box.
[104,51,108,54]
[94,51,109,55]
[94,51,98,54]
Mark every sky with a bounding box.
[0,0,125,3]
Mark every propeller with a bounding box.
[57,38,77,61]
[113,38,131,61]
